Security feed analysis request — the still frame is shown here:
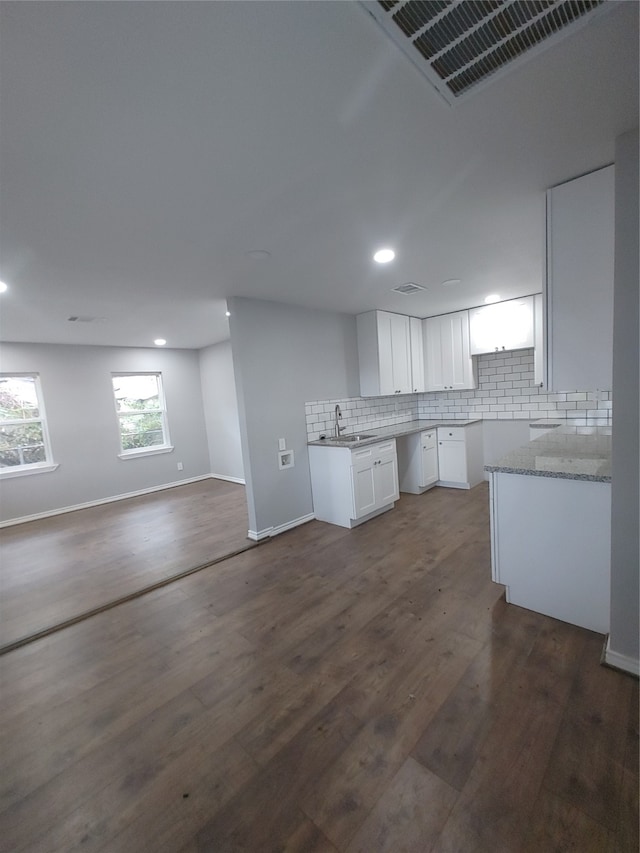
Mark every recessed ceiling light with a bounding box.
[373,248,395,264]
[484,294,501,304]
[154,338,167,346]
[225,311,231,317]
[441,278,461,287]
[245,249,271,260]
[0,281,8,293]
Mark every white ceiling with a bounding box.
[0,1,637,350]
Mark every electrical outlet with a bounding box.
[177,462,184,471]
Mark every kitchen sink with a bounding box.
[332,433,376,443]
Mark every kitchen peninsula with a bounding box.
[308,419,483,528]
[486,426,611,633]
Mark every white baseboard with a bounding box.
[247,527,273,542]
[211,473,246,485]
[0,474,216,528]
[602,635,640,677]
[271,513,315,536]
[248,513,315,541]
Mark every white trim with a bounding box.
[210,473,246,485]
[270,513,315,536]
[247,527,273,542]
[118,445,174,460]
[247,513,315,541]
[0,474,213,528]
[602,635,640,677]
[0,462,59,480]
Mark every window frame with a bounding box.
[111,372,173,460]
[0,373,58,479]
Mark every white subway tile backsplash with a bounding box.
[305,349,611,440]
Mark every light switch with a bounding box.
[278,438,286,451]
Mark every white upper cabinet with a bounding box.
[546,164,614,392]
[533,293,544,387]
[409,317,425,393]
[469,296,534,355]
[357,310,413,396]
[423,310,476,392]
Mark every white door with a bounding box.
[424,316,445,392]
[352,457,376,518]
[446,311,474,391]
[409,317,425,393]
[420,431,438,487]
[469,298,534,355]
[389,313,411,394]
[533,293,544,387]
[376,312,395,396]
[546,165,614,392]
[438,440,466,484]
[375,454,400,505]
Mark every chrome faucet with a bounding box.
[334,404,346,438]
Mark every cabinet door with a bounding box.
[446,311,475,390]
[437,440,467,484]
[546,165,614,391]
[409,317,425,393]
[424,316,445,392]
[469,297,534,355]
[389,313,412,394]
[420,432,438,487]
[351,454,376,518]
[374,453,400,505]
[533,293,544,387]
[425,312,475,392]
[376,312,395,396]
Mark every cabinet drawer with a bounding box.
[421,430,437,449]
[351,440,395,467]
[437,426,466,442]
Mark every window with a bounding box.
[112,373,171,458]
[0,374,56,477]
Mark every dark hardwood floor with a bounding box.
[0,483,636,852]
[0,478,251,651]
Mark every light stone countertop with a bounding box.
[307,418,481,449]
[484,426,612,482]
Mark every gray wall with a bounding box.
[0,342,210,522]
[199,340,244,482]
[228,297,360,536]
[609,128,639,666]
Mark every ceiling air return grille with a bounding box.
[392,282,426,294]
[362,0,609,104]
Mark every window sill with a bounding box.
[0,462,59,480]
[118,445,174,461]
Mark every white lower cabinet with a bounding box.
[309,440,399,528]
[397,430,438,494]
[489,471,610,633]
[436,423,484,489]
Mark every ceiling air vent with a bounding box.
[362,0,610,104]
[393,282,426,294]
[67,315,106,323]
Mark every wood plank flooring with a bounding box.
[0,479,251,651]
[0,483,637,852]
